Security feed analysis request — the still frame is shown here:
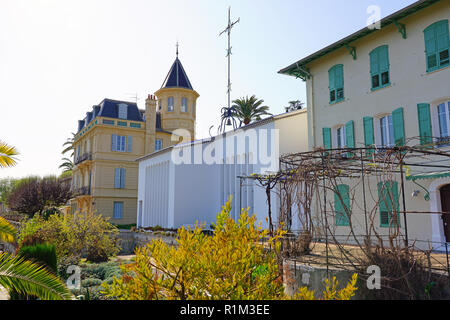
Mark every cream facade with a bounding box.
[280,0,450,247]
[71,55,199,225]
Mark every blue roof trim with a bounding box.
[161,58,193,90]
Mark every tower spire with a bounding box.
[176,41,179,58]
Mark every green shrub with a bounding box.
[18,212,120,263]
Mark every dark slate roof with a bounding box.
[161,58,194,90]
[98,99,144,121]
[77,98,144,132]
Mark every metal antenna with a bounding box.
[176,41,179,58]
[219,6,240,110]
[125,93,140,103]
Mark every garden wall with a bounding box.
[117,230,177,255]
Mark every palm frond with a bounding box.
[0,217,16,243]
[0,253,73,300]
[0,141,19,168]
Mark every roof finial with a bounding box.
[176,41,179,58]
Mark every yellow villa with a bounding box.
[70,53,199,224]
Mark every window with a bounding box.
[337,126,346,148]
[155,139,162,151]
[378,181,400,228]
[438,101,450,142]
[334,184,350,226]
[328,64,344,104]
[181,97,187,112]
[112,135,132,152]
[424,20,450,72]
[168,97,174,112]
[118,103,128,119]
[380,115,394,147]
[370,45,390,90]
[113,201,123,219]
[114,168,126,189]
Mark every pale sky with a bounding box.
[0,0,416,179]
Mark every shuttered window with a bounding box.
[417,104,432,145]
[113,201,123,219]
[114,168,126,189]
[392,107,405,146]
[377,181,400,228]
[155,139,163,151]
[380,115,394,147]
[363,116,374,156]
[345,120,355,149]
[424,20,450,72]
[322,128,332,150]
[337,126,346,149]
[112,135,131,152]
[370,45,390,90]
[438,101,450,145]
[328,64,344,104]
[334,184,350,226]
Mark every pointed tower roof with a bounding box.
[161,57,194,90]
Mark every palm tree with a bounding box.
[231,95,272,126]
[285,100,305,112]
[0,217,72,300]
[0,142,72,300]
[0,141,18,168]
[60,133,75,173]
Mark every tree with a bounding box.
[0,141,18,168]
[7,176,72,217]
[0,215,72,300]
[231,95,271,126]
[285,100,304,112]
[59,133,75,173]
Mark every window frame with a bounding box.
[379,114,395,148]
[424,20,450,73]
[155,139,163,151]
[370,45,390,91]
[181,97,188,113]
[113,201,124,219]
[168,97,174,112]
[328,64,345,105]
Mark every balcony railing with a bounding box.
[73,186,91,196]
[74,152,92,165]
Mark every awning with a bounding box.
[406,170,450,181]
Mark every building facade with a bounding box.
[71,55,199,224]
[279,0,450,247]
[136,109,308,230]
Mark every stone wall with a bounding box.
[117,230,177,255]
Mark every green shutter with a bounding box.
[370,48,380,75]
[329,65,344,103]
[392,107,405,146]
[424,20,450,71]
[335,184,350,226]
[345,120,355,148]
[363,117,374,155]
[417,104,432,145]
[379,46,389,72]
[323,127,332,150]
[378,181,400,227]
